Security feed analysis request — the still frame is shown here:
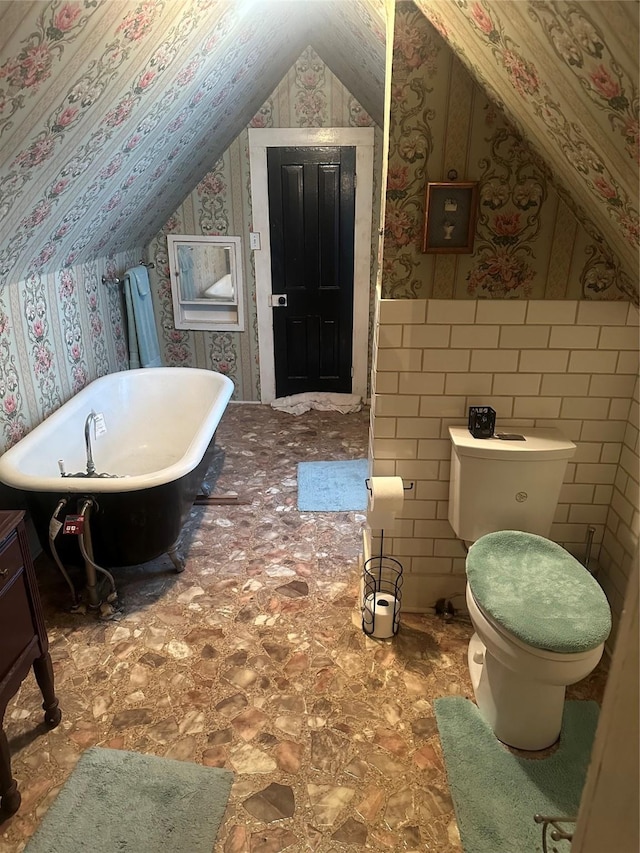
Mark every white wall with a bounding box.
[368,298,639,644]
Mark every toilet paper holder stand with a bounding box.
[361,479,411,639]
[361,530,404,639]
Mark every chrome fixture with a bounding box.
[584,525,597,575]
[56,414,119,479]
[101,260,154,285]
[84,410,98,475]
[534,814,575,852]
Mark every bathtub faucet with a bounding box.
[84,411,98,476]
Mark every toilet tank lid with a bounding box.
[449,427,576,461]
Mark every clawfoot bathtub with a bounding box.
[0,368,233,576]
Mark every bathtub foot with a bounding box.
[168,542,185,573]
[98,594,122,621]
[198,481,213,498]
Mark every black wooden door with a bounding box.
[267,146,356,398]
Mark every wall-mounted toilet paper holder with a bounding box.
[365,479,414,494]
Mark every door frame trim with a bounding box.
[249,127,375,403]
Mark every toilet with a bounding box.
[448,426,611,750]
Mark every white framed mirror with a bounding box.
[167,234,245,331]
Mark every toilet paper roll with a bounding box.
[367,476,404,530]
[363,592,398,639]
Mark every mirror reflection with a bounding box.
[167,234,244,331]
[177,243,235,304]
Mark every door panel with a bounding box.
[319,319,339,377]
[267,146,355,398]
[286,316,314,379]
[281,165,305,288]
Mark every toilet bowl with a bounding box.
[465,531,611,750]
[447,426,612,750]
[466,584,605,750]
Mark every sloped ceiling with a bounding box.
[416,0,639,301]
[0,0,385,284]
[1,0,638,302]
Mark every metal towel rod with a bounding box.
[101,260,154,284]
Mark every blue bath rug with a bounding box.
[297,458,368,511]
[434,697,599,853]
[24,747,233,853]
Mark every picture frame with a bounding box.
[422,181,478,253]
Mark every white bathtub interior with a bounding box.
[0,368,233,493]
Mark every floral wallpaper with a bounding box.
[1,0,635,455]
[146,46,382,402]
[0,1,385,285]
[383,3,633,301]
[0,1,384,449]
[416,0,638,303]
[0,249,136,453]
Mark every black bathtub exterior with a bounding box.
[26,441,215,569]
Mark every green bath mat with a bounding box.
[297,458,368,511]
[24,747,233,853]
[434,697,598,853]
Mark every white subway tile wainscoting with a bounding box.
[370,300,639,646]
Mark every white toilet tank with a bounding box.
[448,427,576,542]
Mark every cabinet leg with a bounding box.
[33,654,62,728]
[0,718,20,816]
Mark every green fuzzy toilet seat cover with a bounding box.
[466,531,611,654]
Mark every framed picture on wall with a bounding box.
[422,181,478,253]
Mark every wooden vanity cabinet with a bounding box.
[0,510,61,815]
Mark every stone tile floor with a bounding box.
[1,404,607,852]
